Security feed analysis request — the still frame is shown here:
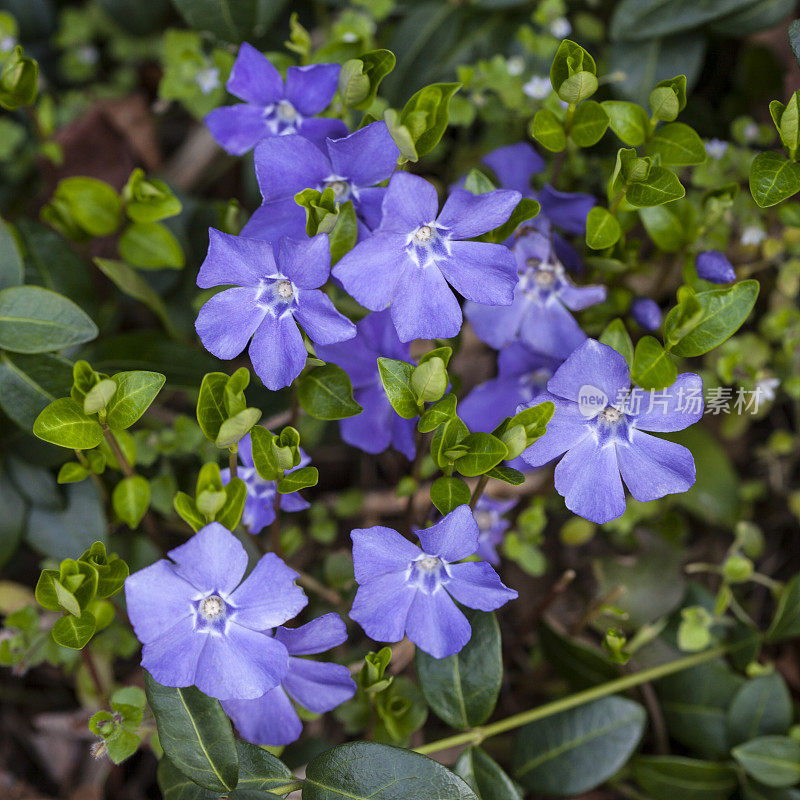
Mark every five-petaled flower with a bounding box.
[205,42,346,155]
[349,505,518,658]
[124,523,307,700]
[242,122,400,243]
[466,228,605,355]
[333,172,521,342]
[221,432,311,534]
[222,613,356,746]
[195,230,355,390]
[520,339,704,524]
[316,309,416,459]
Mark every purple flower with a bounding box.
[195,230,355,390]
[521,339,704,524]
[631,297,662,331]
[316,310,416,459]
[205,42,346,155]
[696,250,736,284]
[473,496,517,565]
[222,613,356,746]
[460,342,561,432]
[333,172,521,342]
[221,432,310,534]
[465,228,606,355]
[124,523,307,700]
[349,505,518,658]
[241,122,400,242]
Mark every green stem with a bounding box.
[228,446,238,480]
[270,780,304,794]
[415,643,743,756]
[469,475,489,511]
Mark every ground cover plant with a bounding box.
[0,1,799,799]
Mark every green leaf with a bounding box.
[454,432,508,477]
[531,108,566,152]
[430,476,471,515]
[416,609,502,729]
[749,152,800,208]
[485,465,525,485]
[377,357,419,419]
[215,408,261,449]
[418,393,457,433]
[732,737,800,788]
[482,197,540,244]
[454,747,522,800]
[144,672,239,793]
[232,738,294,796]
[196,372,228,442]
[411,357,448,403]
[649,122,707,166]
[58,463,89,484]
[170,0,271,43]
[93,258,177,336]
[340,49,395,110]
[570,100,609,147]
[45,177,121,238]
[512,696,646,795]
[157,757,219,800]
[0,285,98,354]
[632,756,739,800]
[464,169,496,195]
[118,222,185,270]
[216,477,246,530]
[631,335,677,390]
[599,319,634,368]
[277,465,318,494]
[602,101,650,146]
[639,203,689,251]
[766,574,800,642]
[791,19,800,69]
[727,673,793,747]
[550,39,597,102]
[0,351,73,430]
[626,166,685,207]
[297,363,363,420]
[112,475,150,528]
[304,741,478,800]
[0,216,23,290]
[665,280,759,357]
[539,620,619,690]
[52,611,96,649]
[33,397,104,449]
[173,492,205,532]
[586,206,622,250]
[83,378,117,414]
[329,200,358,266]
[122,169,182,223]
[106,370,166,430]
[398,82,460,160]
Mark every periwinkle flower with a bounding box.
[465,228,605,354]
[124,523,307,700]
[696,250,736,284]
[333,172,521,342]
[221,432,310,534]
[316,310,416,459]
[631,297,662,331]
[521,339,704,524]
[205,42,346,155]
[195,230,355,390]
[705,138,728,160]
[242,122,400,243]
[222,613,356,746]
[523,75,552,100]
[473,496,518,565]
[349,505,518,658]
[460,341,561,432]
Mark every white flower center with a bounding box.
[602,406,622,423]
[200,595,225,620]
[414,225,434,244]
[276,100,297,122]
[534,269,556,287]
[277,280,294,300]
[329,180,348,198]
[418,555,441,570]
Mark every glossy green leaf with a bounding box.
[766,574,800,642]
[44,177,121,238]
[599,319,634,369]
[216,477,246,531]
[570,100,609,147]
[215,408,261,449]
[727,673,793,747]
[632,756,739,800]
[0,216,23,290]
[106,370,166,430]
[749,152,800,208]
[602,101,650,146]
[430,476,471,515]
[0,285,98,354]
[33,397,104,449]
[611,1,754,42]
[232,738,294,796]
[398,82,460,160]
[665,280,759,357]
[144,672,239,793]
[112,475,150,528]
[118,222,185,270]
[196,372,228,442]
[304,741,478,800]
[277,465,318,494]
[512,696,646,795]
[454,747,522,800]
[639,203,688,251]
[83,379,117,414]
[411,356,448,403]
[340,49,395,110]
[0,351,72,430]
[649,122,707,166]
[297,363,362,420]
[550,39,597,101]
[454,432,507,477]
[329,200,358,265]
[586,206,622,249]
[626,166,685,207]
[631,335,677,390]
[157,758,218,800]
[418,393,457,433]
[732,737,800,788]
[416,609,502,729]
[378,357,419,419]
[170,0,272,43]
[531,108,566,152]
[485,465,525,485]
[52,611,96,649]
